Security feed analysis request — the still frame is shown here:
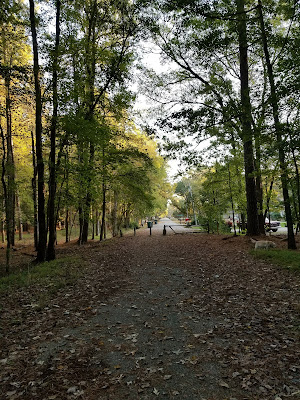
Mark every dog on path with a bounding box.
[250,238,276,250]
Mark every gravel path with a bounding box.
[1,226,299,400]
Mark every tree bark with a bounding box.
[47,0,61,261]
[263,177,274,221]
[31,130,38,250]
[291,147,300,230]
[228,164,237,236]
[80,2,97,243]
[81,201,90,242]
[92,216,95,240]
[254,133,265,234]
[16,191,22,240]
[258,0,296,249]
[112,190,118,237]
[236,0,260,236]
[29,0,47,261]
[1,196,5,243]
[0,124,10,273]
[4,71,15,249]
[100,181,106,241]
[95,209,99,236]
[229,133,247,232]
[78,205,83,244]
[65,207,69,243]
[81,143,94,243]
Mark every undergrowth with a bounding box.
[251,249,300,271]
[0,256,83,294]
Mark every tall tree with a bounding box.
[62,0,137,244]
[257,0,296,249]
[138,0,262,235]
[0,0,32,270]
[47,0,61,260]
[235,0,259,235]
[29,0,47,262]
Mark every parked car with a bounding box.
[265,219,281,232]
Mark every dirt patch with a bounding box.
[0,231,299,399]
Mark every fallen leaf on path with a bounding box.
[218,380,229,388]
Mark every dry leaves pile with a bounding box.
[0,230,299,400]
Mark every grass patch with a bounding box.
[0,256,83,294]
[251,249,300,271]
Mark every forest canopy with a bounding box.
[0,0,170,271]
[137,0,300,249]
[0,0,299,272]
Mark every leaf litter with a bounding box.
[0,231,299,399]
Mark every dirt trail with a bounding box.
[0,229,299,400]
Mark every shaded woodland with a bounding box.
[0,0,170,272]
[138,0,300,248]
[1,0,300,272]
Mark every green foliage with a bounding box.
[251,249,300,272]
[138,0,300,241]
[0,257,83,293]
[1,0,300,255]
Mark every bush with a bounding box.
[220,221,231,233]
[129,221,139,229]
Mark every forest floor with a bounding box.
[0,224,300,400]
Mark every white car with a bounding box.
[265,219,281,232]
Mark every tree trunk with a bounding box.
[81,195,91,243]
[228,164,237,236]
[100,182,106,241]
[16,191,23,240]
[81,144,94,243]
[264,177,274,221]
[81,3,97,243]
[31,130,38,250]
[229,134,247,232]
[1,197,5,243]
[70,210,77,242]
[112,190,118,237]
[256,175,265,233]
[291,184,298,231]
[124,207,130,229]
[65,148,69,243]
[47,0,61,261]
[254,63,268,235]
[1,218,4,243]
[95,209,99,236]
[258,0,296,249]
[4,72,15,249]
[0,124,10,273]
[92,207,95,240]
[291,147,300,230]
[29,0,47,261]
[65,207,69,243]
[236,0,260,236]
[254,135,265,234]
[78,206,83,244]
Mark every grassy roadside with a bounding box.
[0,256,84,294]
[251,249,300,271]
[4,226,141,248]
[0,226,139,291]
